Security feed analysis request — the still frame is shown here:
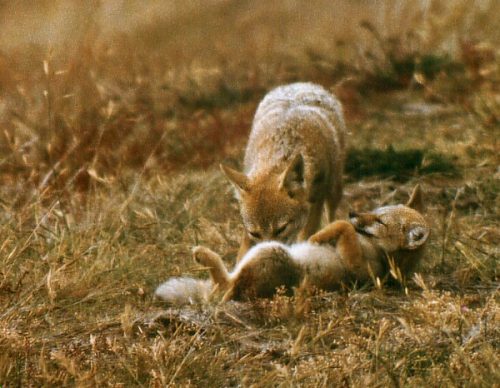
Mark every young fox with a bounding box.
[155,185,429,304]
[221,82,346,260]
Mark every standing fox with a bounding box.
[221,82,346,260]
[156,185,430,304]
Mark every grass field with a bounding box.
[0,1,498,386]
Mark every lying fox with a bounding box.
[155,185,429,304]
[220,82,346,260]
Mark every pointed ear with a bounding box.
[406,184,424,213]
[220,164,249,192]
[405,224,430,250]
[279,154,305,194]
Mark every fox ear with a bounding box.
[220,164,249,192]
[279,154,305,195]
[406,184,424,213]
[405,224,430,250]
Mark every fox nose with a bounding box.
[349,211,358,218]
[263,233,274,241]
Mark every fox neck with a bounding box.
[355,234,386,279]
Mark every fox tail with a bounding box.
[155,277,212,305]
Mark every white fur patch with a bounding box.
[289,242,337,264]
[233,241,290,273]
[155,277,211,305]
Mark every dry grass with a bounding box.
[0,1,499,386]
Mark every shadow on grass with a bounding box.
[346,145,460,182]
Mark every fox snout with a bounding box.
[349,211,387,238]
[247,228,298,245]
[349,211,384,226]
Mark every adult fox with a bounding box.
[156,185,430,304]
[220,82,346,260]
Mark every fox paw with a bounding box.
[308,232,333,245]
[192,246,220,266]
[308,234,322,244]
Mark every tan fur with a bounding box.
[183,186,430,302]
[221,83,346,260]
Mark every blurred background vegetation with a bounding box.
[0,0,497,197]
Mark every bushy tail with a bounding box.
[155,277,212,305]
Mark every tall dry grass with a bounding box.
[0,0,497,193]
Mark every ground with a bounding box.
[0,1,498,386]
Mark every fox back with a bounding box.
[221,83,346,259]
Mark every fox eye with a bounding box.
[274,223,288,237]
[248,231,261,240]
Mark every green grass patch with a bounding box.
[346,146,460,181]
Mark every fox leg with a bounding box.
[326,180,343,222]
[298,200,324,241]
[192,246,231,291]
[225,243,301,302]
[308,221,364,273]
[308,220,351,245]
[236,232,252,262]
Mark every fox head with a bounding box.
[349,185,429,253]
[221,154,309,244]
